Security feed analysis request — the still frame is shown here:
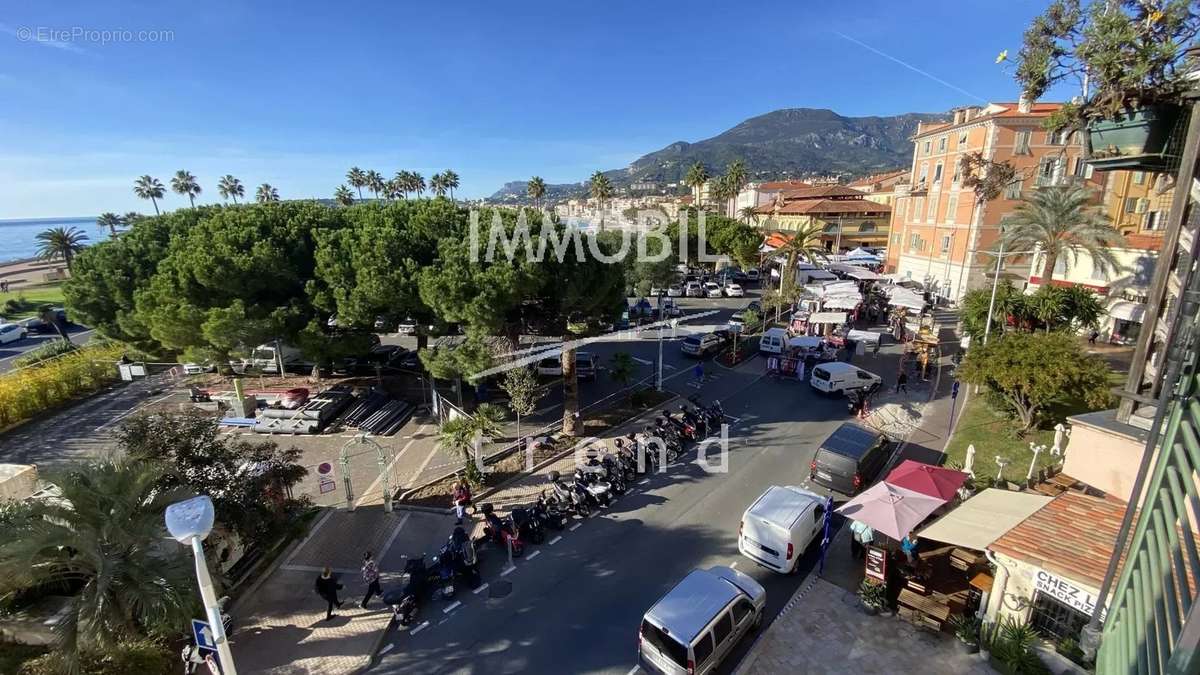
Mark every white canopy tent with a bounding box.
[846,329,883,344]
[918,489,1052,551]
[809,311,848,325]
[1108,300,1147,323]
[888,292,925,311]
[845,268,882,281]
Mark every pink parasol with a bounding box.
[885,460,969,501]
[835,482,945,541]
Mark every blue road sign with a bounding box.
[951,380,960,399]
[192,618,217,654]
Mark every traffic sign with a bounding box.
[192,618,217,654]
[316,462,337,495]
[951,381,960,399]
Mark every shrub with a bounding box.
[0,342,125,428]
[12,340,78,369]
[19,639,174,675]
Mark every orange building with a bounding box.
[884,100,1103,302]
[753,185,892,250]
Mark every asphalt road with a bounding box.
[367,350,854,675]
[0,325,95,374]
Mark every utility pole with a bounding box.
[656,292,664,391]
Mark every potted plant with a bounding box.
[857,579,887,615]
[1012,0,1199,171]
[948,615,982,654]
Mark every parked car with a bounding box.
[638,566,765,675]
[0,322,27,345]
[685,281,704,298]
[681,333,723,357]
[809,422,890,495]
[660,297,683,318]
[182,362,216,375]
[745,301,762,314]
[723,283,745,298]
[745,268,761,283]
[758,327,789,354]
[650,286,667,297]
[703,282,723,298]
[22,308,71,334]
[396,317,418,335]
[808,362,882,396]
[738,486,826,574]
[536,351,596,379]
[667,284,684,298]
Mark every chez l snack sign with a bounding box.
[1035,570,1106,620]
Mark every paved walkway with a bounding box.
[736,578,994,674]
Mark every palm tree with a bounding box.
[527,176,547,210]
[96,212,122,237]
[385,177,403,200]
[609,352,635,402]
[999,185,1124,283]
[412,173,426,198]
[722,160,748,217]
[739,205,759,225]
[347,167,367,199]
[430,173,449,198]
[334,185,355,206]
[589,171,613,210]
[365,170,385,200]
[122,211,142,226]
[1029,284,1065,333]
[0,459,196,670]
[132,175,165,215]
[35,226,89,272]
[216,175,245,204]
[170,170,202,208]
[443,170,460,200]
[684,162,709,206]
[255,183,280,203]
[769,223,826,322]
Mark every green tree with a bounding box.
[500,366,545,447]
[96,212,122,237]
[365,170,385,199]
[122,212,142,226]
[766,223,825,321]
[35,226,89,272]
[527,176,547,210]
[957,332,1113,431]
[346,167,367,199]
[999,185,1124,282]
[609,351,635,397]
[1028,284,1066,333]
[473,402,506,440]
[133,175,165,215]
[411,172,426,197]
[1060,283,1104,330]
[739,205,759,225]
[334,185,355,206]
[170,170,201,207]
[217,175,245,204]
[0,458,197,671]
[438,415,485,486]
[684,162,709,206]
[589,171,613,206]
[443,169,460,200]
[430,172,449,197]
[255,183,280,203]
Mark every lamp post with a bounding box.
[656,291,665,392]
[165,496,238,675]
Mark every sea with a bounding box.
[0,217,109,263]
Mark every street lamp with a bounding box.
[166,496,238,675]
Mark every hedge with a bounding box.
[0,342,126,428]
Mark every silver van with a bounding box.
[638,566,766,675]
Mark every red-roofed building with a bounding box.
[885,100,1104,302]
[847,169,909,209]
[753,184,891,251]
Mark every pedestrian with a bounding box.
[1088,329,1099,345]
[451,479,472,525]
[872,337,881,357]
[693,361,704,384]
[315,566,344,620]
[896,371,908,394]
[360,552,382,609]
[901,535,919,564]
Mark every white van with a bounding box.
[759,327,789,355]
[809,362,882,395]
[639,566,766,675]
[738,486,826,574]
[247,342,307,374]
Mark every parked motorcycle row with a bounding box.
[384,398,727,627]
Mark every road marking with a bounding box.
[549,535,563,545]
[527,550,541,560]
[410,621,431,636]
[664,364,677,370]
[589,511,600,518]
[380,643,395,655]
[94,391,176,431]
[280,564,358,574]
[638,479,649,485]
[473,583,490,595]
[443,601,461,614]
[631,356,652,365]
[569,523,582,531]
[730,561,739,569]
[501,565,517,576]
[625,667,640,675]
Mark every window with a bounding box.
[712,612,733,645]
[1145,211,1162,231]
[1046,128,1071,145]
[1015,130,1032,154]
[1124,197,1138,213]
[923,140,931,155]
[1004,179,1023,200]
[1030,592,1090,643]
[1072,157,1087,177]
[859,222,876,233]
[940,234,951,256]
[951,158,963,183]
[692,633,715,666]
[1036,157,1061,186]
[909,233,922,251]
[901,198,910,222]
[892,232,901,245]
[958,130,969,146]
[731,599,754,625]
[917,163,929,186]
[640,621,687,667]
[938,136,947,152]
[932,162,943,183]
[914,196,924,219]
[945,194,958,223]
[927,195,938,221]
[1135,198,1149,214]
[1133,171,1146,185]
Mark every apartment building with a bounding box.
[846,169,909,209]
[753,185,891,251]
[884,100,1102,303]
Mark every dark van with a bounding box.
[809,422,890,495]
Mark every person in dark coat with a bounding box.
[315,566,344,620]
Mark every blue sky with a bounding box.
[0,0,1075,219]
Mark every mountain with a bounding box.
[490,107,947,200]
[489,180,582,203]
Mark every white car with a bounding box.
[745,268,761,282]
[666,284,684,298]
[650,286,667,297]
[685,281,704,298]
[182,362,216,375]
[0,322,27,345]
[396,317,418,335]
[724,283,745,298]
[704,282,723,298]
